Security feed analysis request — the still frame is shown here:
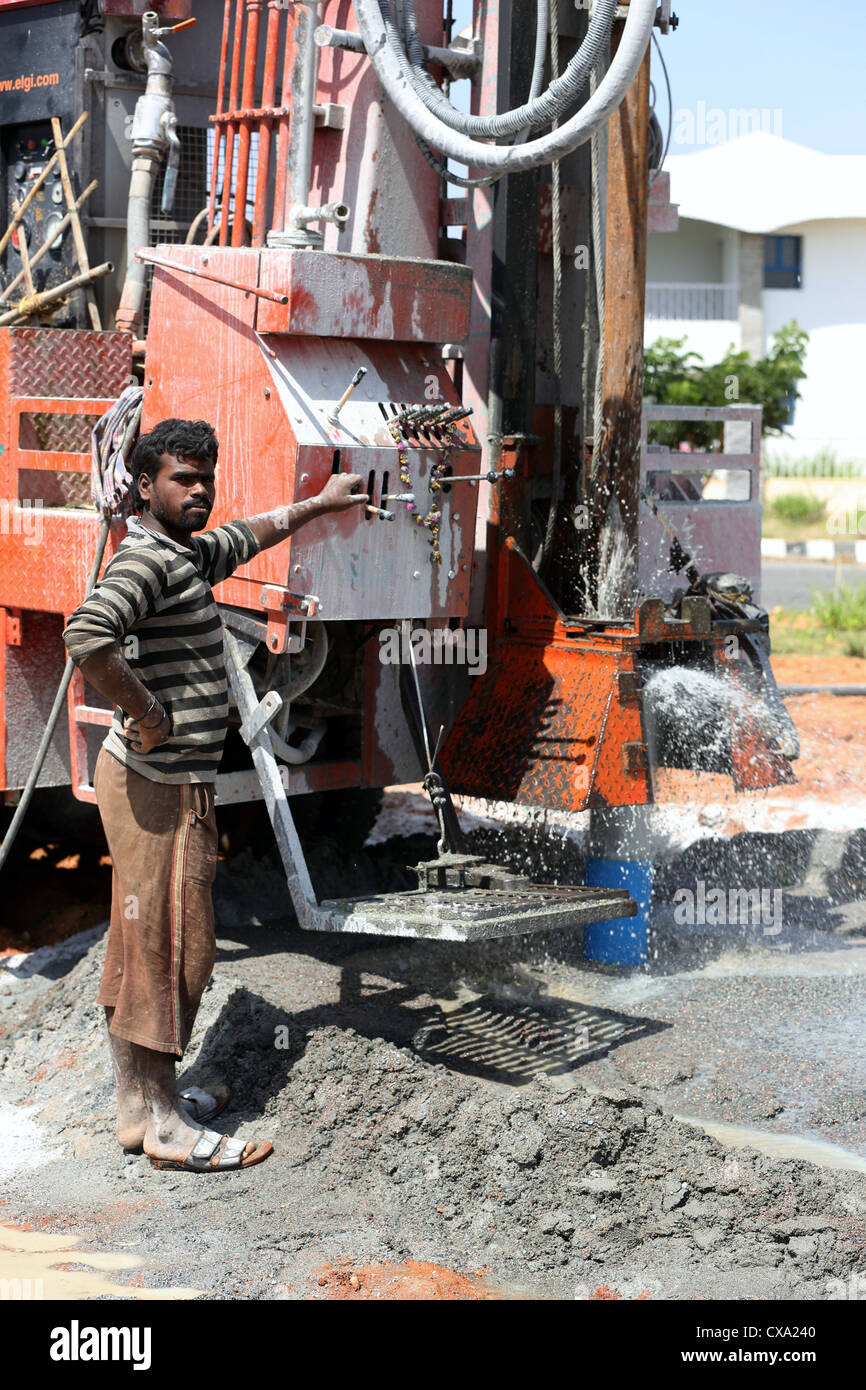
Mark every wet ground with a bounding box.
[1,854,866,1301]
[1,678,866,1300]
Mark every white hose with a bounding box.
[400,0,615,138]
[354,0,657,172]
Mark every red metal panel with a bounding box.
[255,251,473,343]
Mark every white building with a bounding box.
[645,133,866,466]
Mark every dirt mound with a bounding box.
[2,927,866,1300]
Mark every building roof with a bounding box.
[665,133,866,234]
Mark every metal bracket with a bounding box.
[4,609,22,646]
[622,742,649,776]
[617,671,641,704]
[260,585,320,654]
[239,688,283,745]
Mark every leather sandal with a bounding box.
[149,1128,273,1172]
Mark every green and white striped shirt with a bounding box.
[63,514,261,784]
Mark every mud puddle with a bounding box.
[0,1224,200,1300]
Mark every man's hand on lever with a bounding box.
[245,473,369,551]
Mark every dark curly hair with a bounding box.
[130,418,219,507]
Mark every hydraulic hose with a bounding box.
[399,0,615,139]
[0,517,112,875]
[354,0,657,173]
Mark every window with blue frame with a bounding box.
[764,235,802,289]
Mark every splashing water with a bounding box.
[643,665,780,773]
[581,515,638,619]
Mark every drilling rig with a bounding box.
[0,0,797,956]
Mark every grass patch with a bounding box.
[770,587,866,658]
[811,583,866,631]
[771,492,826,526]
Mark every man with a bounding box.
[63,417,366,1173]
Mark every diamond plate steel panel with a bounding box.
[8,329,132,399]
[18,412,97,454]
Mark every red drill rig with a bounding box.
[0,0,796,947]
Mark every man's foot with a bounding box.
[117,1084,230,1152]
[149,1128,273,1173]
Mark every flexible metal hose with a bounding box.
[399,0,613,138]
[355,0,657,173]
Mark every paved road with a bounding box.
[761,559,866,611]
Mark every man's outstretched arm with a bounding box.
[244,473,368,551]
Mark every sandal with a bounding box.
[179,1084,230,1125]
[149,1128,273,1173]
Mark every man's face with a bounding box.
[138,452,216,534]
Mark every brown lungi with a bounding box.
[93,745,218,1056]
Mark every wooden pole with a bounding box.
[592,14,651,567]
[12,205,35,298]
[0,261,113,327]
[50,116,102,330]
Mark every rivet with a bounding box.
[299,472,309,483]
[294,564,302,574]
[264,387,271,399]
[412,570,420,579]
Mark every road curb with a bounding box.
[762,538,866,562]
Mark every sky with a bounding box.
[449,0,865,156]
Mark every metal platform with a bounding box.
[223,618,637,942]
[307,885,636,941]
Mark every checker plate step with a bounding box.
[305,885,636,941]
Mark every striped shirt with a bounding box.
[63,514,262,784]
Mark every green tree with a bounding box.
[644,321,809,450]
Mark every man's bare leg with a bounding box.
[105,1006,149,1149]
[134,1044,206,1160]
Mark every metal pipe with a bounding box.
[443,468,515,484]
[285,0,320,238]
[135,249,289,302]
[314,23,480,79]
[271,4,297,233]
[291,200,349,230]
[207,0,233,237]
[220,0,245,245]
[232,0,263,247]
[252,0,283,246]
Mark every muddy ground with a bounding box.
[2,796,866,1301]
